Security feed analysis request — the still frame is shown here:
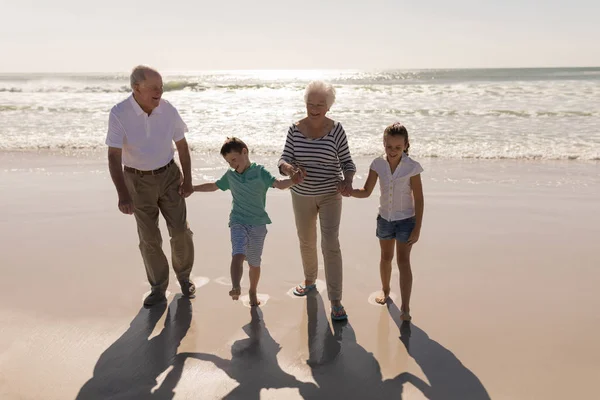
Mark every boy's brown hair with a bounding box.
[220,137,249,156]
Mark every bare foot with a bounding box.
[401,310,412,321]
[249,290,261,306]
[375,290,390,305]
[229,287,241,300]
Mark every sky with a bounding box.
[1,0,599,72]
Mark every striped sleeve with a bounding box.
[277,125,295,174]
[334,124,356,173]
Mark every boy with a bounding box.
[194,137,303,306]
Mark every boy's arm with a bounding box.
[272,177,295,190]
[193,182,219,192]
[351,169,378,198]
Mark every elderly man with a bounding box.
[106,65,195,307]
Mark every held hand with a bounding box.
[286,163,306,178]
[291,170,305,184]
[118,193,134,215]
[337,179,353,197]
[406,229,420,246]
[179,179,194,198]
[297,166,307,179]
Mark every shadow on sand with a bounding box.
[75,293,489,399]
[169,307,315,399]
[386,300,491,400]
[76,296,192,400]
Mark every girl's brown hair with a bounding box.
[384,122,410,155]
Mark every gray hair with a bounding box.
[130,65,159,88]
[304,80,336,108]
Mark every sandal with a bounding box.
[400,311,412,321]
[331,305,348,321]
[292,283,316,297]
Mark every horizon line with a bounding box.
[1,65,599,75]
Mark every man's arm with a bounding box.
[107,147,133,214]
[175,138,193,198]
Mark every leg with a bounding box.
[317,193,344,311]
[125,172,170,294]
[377,239,395,304]
[246,225,267,307]
[291,192,319,290]
[158,165,194,286]
[248,267,261,306]
[229,254,245,300]
[396,242,413,317]
[229,224,249,301]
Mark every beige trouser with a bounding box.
[291,191,343,302]
[124,162,194,293]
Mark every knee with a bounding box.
[321,230,340,250]
[232,254,246,263]
[298,234,317,249]
[139,238,162,252]
[321,240,341,257]
[397,261,411,273]
[381,253,394,263]
[169,223,193,238]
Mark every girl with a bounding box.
[351,123,424,321]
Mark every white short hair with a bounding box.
[304,81,336,108]
[130,65,160,88]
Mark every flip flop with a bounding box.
[331,305,348,321]
[292,283,316,296]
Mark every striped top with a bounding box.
[278,121,356,196]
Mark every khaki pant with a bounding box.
[124,162,194,292]
[291,191,343,302]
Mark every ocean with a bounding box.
[0,67,599,161]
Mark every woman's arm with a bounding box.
[278,126,298,176]
[336,125,356,176]
[336,125,356,196]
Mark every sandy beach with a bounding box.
[0,151,599,400]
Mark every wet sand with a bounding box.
[0,152,599,399]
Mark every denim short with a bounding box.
[376,215,416,242]
[230,224,268,267]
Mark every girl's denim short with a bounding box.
[376,215,416,242]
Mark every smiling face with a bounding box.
[223,149,250,173]
[384,134,408,161]
[132,70,163,114]
[305,91,329,122]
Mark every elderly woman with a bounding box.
[278,81,355,321]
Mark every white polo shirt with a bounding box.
[106,95,188,170]
[370,154,423,222]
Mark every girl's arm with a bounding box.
[193,183,219,192]
[350,169,378,198]
[407,174,424,245]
